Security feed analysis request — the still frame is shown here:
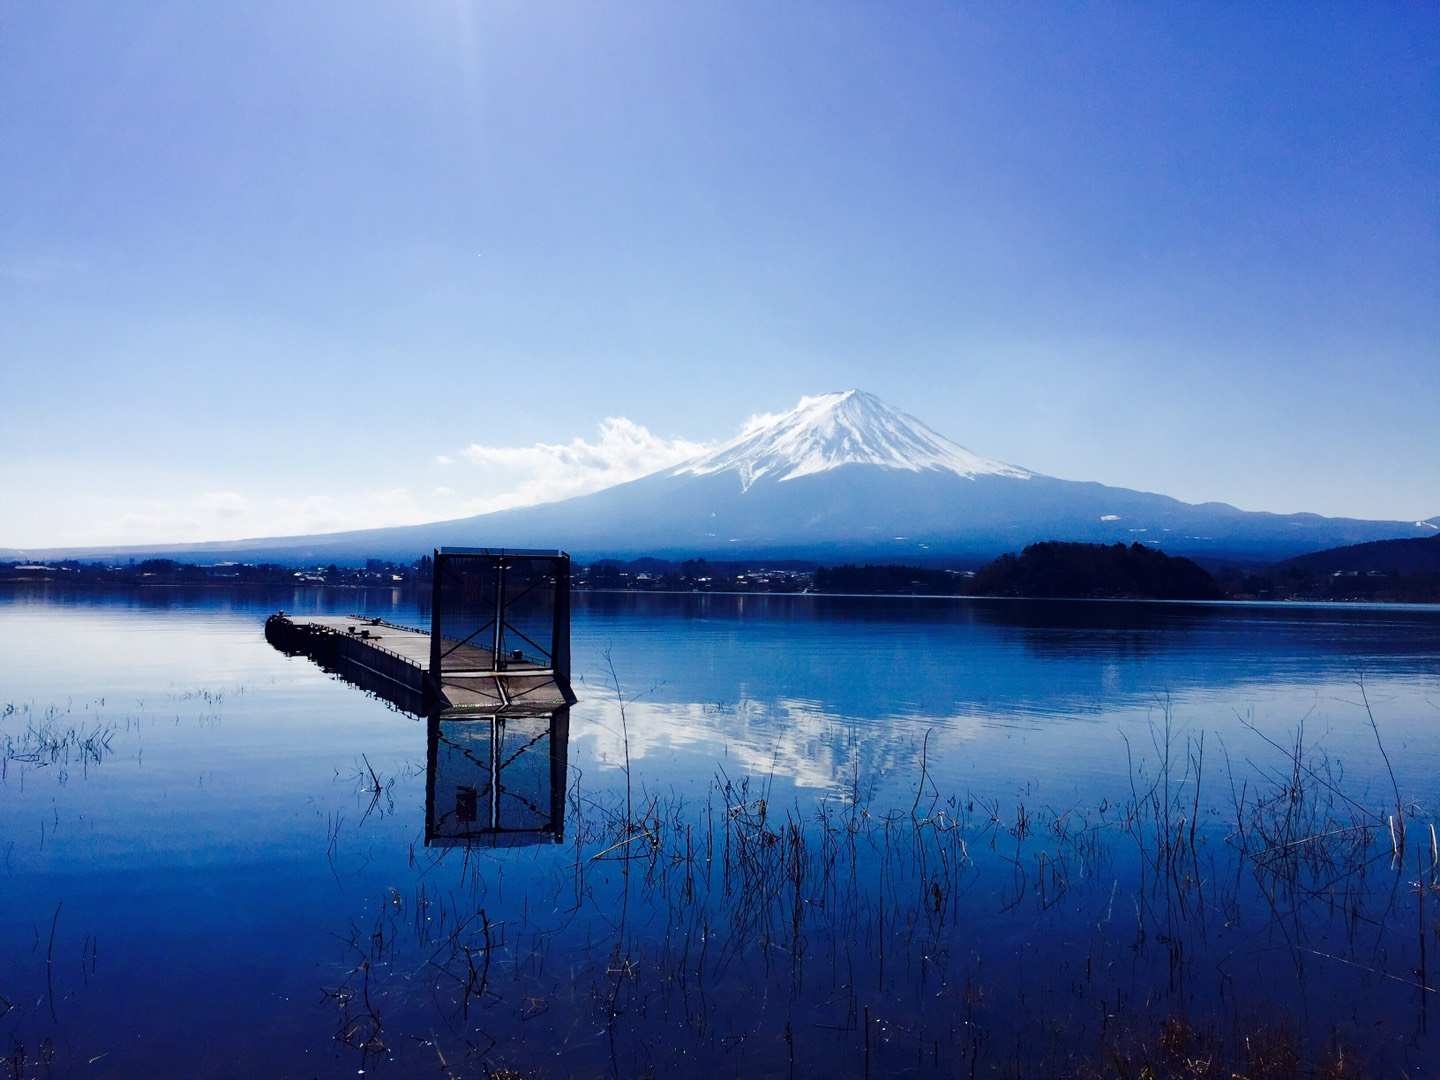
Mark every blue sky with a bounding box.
[2,2,1436,546]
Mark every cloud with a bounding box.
[191,416,705,542]
[453,417,711,509]
[5,415,714,548]
[50,489,439,547]
[738,409,788,437]
[572,694,985,795]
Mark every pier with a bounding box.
[264,548,575,846]
[264,547,575,717]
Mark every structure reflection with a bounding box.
[426,708,569,846]
[266,613,570,848]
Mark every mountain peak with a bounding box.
[672,389,1033,492]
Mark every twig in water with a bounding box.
[911,728,936,820]
[603,647,634,831]
[1298,945,1437,993]
[46,901,62,1022]
[1358,676,1404,853]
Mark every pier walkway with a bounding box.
[264,613,571,715]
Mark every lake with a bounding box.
[3,585,1439,1076]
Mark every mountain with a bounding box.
[670,390,1033,490]
[7,390,1437,565]
[1278,533,1440,575]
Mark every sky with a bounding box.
[2,2,1436,548]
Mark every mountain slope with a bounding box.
[1279,534,1440,575]
[7,390,1436,565]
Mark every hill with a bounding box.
[972,542,1222,600]
[1279,534,1440,575]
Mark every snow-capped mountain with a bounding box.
[12,390,1438,565]
[670,390,1032,491]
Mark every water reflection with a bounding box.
[425,709,568,845]
[6,588,1440,1076]
[263,612,570,846]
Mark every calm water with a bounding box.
[2,586,1439,1076]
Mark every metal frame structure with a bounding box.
[428,547,574,708]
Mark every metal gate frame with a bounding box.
[427,547,573,702]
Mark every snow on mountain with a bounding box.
[15,389,1438,565]
[669,389,1032,491]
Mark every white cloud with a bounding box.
[3,415,714,549]
[738,409,788,437]
[453,417,711,510]
[40,488,442,547]
[572,694,985,796]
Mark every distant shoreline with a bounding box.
[579,588,1440,611]
[3,579,1437,612]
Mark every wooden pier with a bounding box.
[264,549,574,847]
[264,548,575,718]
